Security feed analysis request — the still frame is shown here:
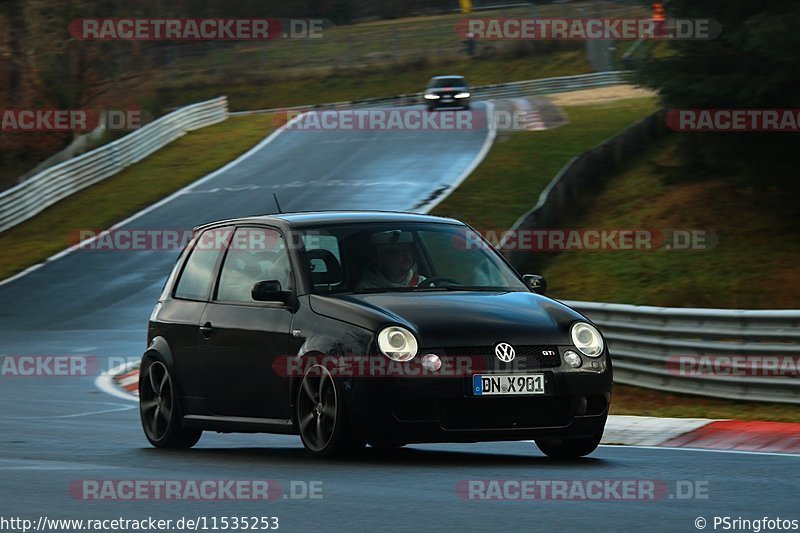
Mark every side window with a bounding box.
[217,227,293,303]
[173,227,232,301]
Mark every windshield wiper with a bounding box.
[439,286,512,292]
[354,287,417,294]
[354,286,449,294]
[354,286,513,294]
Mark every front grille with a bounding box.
[443,345,561,372]
[439,397,570,430]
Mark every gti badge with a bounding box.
[495,342,516,362]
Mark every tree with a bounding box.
[637,0,800,199]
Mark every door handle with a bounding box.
[199,322,214,338]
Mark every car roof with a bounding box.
[430,75,465,80]
[194,211,464,231]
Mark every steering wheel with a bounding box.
[417,276,461,288]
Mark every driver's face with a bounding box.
[378,245,414,278]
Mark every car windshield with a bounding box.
[300,222,527,294]
[428,77,466,88]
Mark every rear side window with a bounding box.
[173,227,232,301]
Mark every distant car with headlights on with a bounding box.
[424,75,471,111]
[139,211,611,458]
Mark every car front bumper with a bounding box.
[342,360,612,443]
[427,97,471,108]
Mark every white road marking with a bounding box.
[421,101,496,213]
[0,459,120,470]
[602,444,800,458]
[2,405,135,420]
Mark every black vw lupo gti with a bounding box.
[140,211,612,458]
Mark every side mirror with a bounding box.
[252,280,294,305]
[523,274,547,295]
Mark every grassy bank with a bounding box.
[540,135,800,309]
[431,97,660,228]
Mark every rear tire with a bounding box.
[535,434,602,459]
[139,358,202,449]
[296,365,364,457]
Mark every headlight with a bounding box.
[423,93,440,100]
[454,92,471,98]
[570,322,604,357]
[377,326,418,361]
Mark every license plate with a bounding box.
[473,374,545,396]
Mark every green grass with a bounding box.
[539,135,800,309]
[165,2,648,80]
[125,0,648,112]
[0,115,276,280]
[431,97,660,229]
[611,385,800,423]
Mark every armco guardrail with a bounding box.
[504,109,668,265]
[230,71,630,117]
[564,300,800,404]
[471,70,628,100]
[0,96,228,234]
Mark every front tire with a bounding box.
[296,365,363,457]
[139,358,201,449]
[535,434,602,459]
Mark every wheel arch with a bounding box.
[141,336,174,368]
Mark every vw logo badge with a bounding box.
[495,342,516,362]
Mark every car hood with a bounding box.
[309,291,586,347]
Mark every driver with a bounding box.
[356,230,426,289]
